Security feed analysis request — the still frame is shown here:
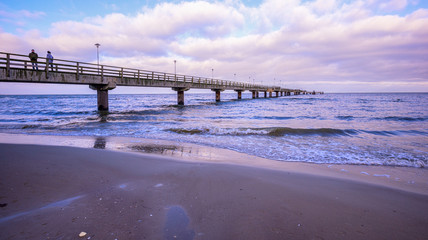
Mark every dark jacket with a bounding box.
[29,52,38,62]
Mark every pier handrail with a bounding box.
[0,51,316,93]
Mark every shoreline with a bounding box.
[1,133,428,239]
[0,132,427,195]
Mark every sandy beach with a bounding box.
[1,134,428,239]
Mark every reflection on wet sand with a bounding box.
[130,144,189,156]
[93,137,106,149]
[127,142,226,163]
[164,206,195,240]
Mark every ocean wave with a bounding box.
[12,110,94,116]
[361,130,397,136]
[109,109,173,115]
[336,115,354,120]
[168,128,209,135]
[167,127,358,137]
[397,130,428,136]
[251,116,295,120]
[361,130,428,136]
[267,127,358,136]
[22,124,40,129]
[373,116,428,122]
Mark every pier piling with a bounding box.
[97,90,108,111]
[235,90,242,100]
[90,83,116,111]
[172,87,189,105]
[212,89,223,102]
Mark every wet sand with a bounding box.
[0,135,428,239]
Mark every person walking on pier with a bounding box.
[28,49,38,70]
[46,51,54,71]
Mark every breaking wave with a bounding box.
[167,127,359,137]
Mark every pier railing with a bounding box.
[0,52,295,92]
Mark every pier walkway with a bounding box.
[0,52,322,110]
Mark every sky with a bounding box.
[0,0,427,94]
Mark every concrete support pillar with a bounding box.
[177,90,185,105]
[172,87,190,105]
[256,91,259,98]
[264,91,267,98]
[252,91,256,99]
[215,90,221,102]
[275,91,279,97]
[97,89,109,111]
[90,83,116,111]
[212,89,224,102]
[235,90,242,100]
[269,91,272,98]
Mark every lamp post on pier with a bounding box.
[95,43,100,73]
[174,60,177,80]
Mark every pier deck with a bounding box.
[0,52,323,110]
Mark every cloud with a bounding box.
[0,0,427,92]
[0,9,46,19]
[40,1,245,60]
[379,0,408,12]
[0,9,46,30]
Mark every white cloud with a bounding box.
[379,0,408,11]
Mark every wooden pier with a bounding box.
[0,52,323,110]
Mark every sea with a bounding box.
[0,92,427,168]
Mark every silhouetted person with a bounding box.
[28,49,38,70]
[46,51,54,71]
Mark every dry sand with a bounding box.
[0,135,428,239]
